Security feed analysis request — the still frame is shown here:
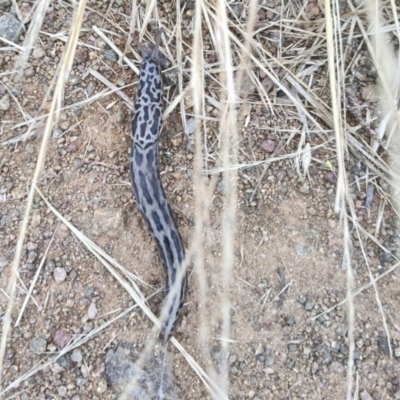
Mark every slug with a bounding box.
[129,29,187,342]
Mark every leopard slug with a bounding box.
[129,30,187,342]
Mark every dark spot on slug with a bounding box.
[171,230,183,264]
[149,66,155,74]
[163,235,175,279]
[151,210,163,232]
[139,122,147,138]
[138,170,153,205]
[134,150,143,166]
[143,105,149,121]
[146,149,154,165]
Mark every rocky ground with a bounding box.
[1,0,400,399]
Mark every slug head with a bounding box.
[131,28,163,62]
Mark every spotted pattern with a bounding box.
[129,41,187,343]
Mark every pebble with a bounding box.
[76,377,87,387]
[30,337,47,353]
[0,94,11,111]
[184,87,194,109]
[304,298,315,311]
[32,47,45,59]
[27,251,37,263]
[260,139,276,153]
[0,13,24,41]
[394,347,400,358]
[54,267,67,283]
[54,330,71,349]
[92,207,124,237]
[360,84,379,102]
[75,48,88,63]
[377,336,391,355]
[360,390,372,400]
[324,171,336,184]
[69,76,81,85]
[106,343,180,399]
[103,49,118,62]
[88,302,97,319]
[71,348,82,363]
[296,245,311,256]
[57,386,67,396]
[185,118,196,136]
[261,77,274,93]
[304,2,320,19]
[86,81,96,97]
[330,361,343,374]
[288,344,297,352]
[0,253,8,268]
[164,66,178,86]
[97,379,107,394]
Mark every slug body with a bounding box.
[129,32,187,342]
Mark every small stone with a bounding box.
[184,87,194,109]
[394,347,400,358]
[71,348,82,363]
[97,379,107,394]
[0,0,11,6]
[260,139,276,153]
[164,66,178,86]
[170,135,182,147]
[0,253,8,268]
[86,81,96,96]
[30,337,47,353]
[0,13,24,41]
[360,85,379,102]
[261,77,274,93]
[231,3,243,18]
[32,47,45,59]
[60,120,70,131]
[257,8,266,21]
[304,298,315,311]
[27,251,37,263]
[299,184,310,194]
[92,207,124,237]
[54,267,67,283]
[75,48,88,63]
[0,94,11,111]
[185,118,196,135]
[324,171,336,184]
[296,245,311,256]
[53,128,63,138]
[24,67,34,77]
[305,2,320,19]
[104,49,118,62]
[297,295,306,305]
[88,302,97,319]
[26,242,38,251]
[69,76,81,85]
[54,330,71,349]
[360,390,372,400]
[76,377,87,387]
[377,336,391,355]
[330,361,343,374]
[57,386,67,396]
[288,344,297,352]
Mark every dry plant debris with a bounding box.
[0,0,400,399]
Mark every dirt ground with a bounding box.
[1,0,400,399]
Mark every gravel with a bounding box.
[0,13,23,41]
[0,94,11,111]
[30,337,47,353]
[105,342,180,399]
